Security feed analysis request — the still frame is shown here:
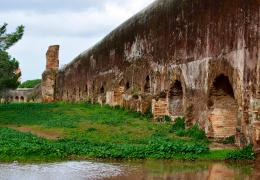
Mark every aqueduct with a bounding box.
[41,0,260,149]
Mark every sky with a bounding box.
[0,0,155,82]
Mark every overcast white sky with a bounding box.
[0,0,154,81]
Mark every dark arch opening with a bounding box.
[78,87,81,98]
[85,84,88,92]
[126,82,130,90]
[20,96,24,102]
[144,75,150,93]
[208,74,237,138]
[15,96,19,101]
[100,86,105,94]
[92,81,96,93]
[211,74,234,98]
[168,80,183,116]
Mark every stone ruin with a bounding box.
[41,45,59,102]
[40,0,260,150]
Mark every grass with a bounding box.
[0,102,255,162]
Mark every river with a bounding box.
[0,159,259,180]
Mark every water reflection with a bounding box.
[108,160,258,180]
[0,159,259,180]
[0,161,124,180]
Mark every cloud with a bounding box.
[0,0,155,81]
[0,0,107,12]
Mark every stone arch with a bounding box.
[20,96,25,102]
[85,84,88,93]
[168,80,184,116]
[125,82,130,90]
[15,96,19,102]
[100,85,105,94]
[73,88,76,95]
[78,87,81,99]
[92,80,96,94]
[208,74,238,138]
[144,75,151,93]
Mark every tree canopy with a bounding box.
[0,23,24,92]
[19,79,41,88]
[0,23,24,51]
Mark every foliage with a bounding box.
[225,145,256,160]
[169,117,185,133]
[0,23,24,92]
[163,115,172,122]
[0,128,209,162]
[144,105,153,119]
[19,79,41,88]
[220,136,235,144]
[176,124,208,141]
[0,51,20,91]
[0,23,24,51]
[155,115,172,122]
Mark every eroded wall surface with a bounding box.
[42,45,59,102]
[52,0,259,146]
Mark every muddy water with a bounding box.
[0,159,259,180]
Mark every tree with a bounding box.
[19,79,41,88]
[0,23,24,92]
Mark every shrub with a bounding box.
[225,145,256,160]
[220,136,235,144]
[176,124,207,141]
[170,117,185,133]
[163,115,172,122]
[144,105,153,119]
[19,79,41,88]
[155,115,172,123]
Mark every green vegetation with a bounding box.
[0,23,24,92]
[176,124,208,141]
[0,103,255,162]
[226,145,256,160]
[220,135,235,144]
[19,79,41,88]
[170,118,208,141]
[169,117,185,133]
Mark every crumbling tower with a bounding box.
[41,45,59,102]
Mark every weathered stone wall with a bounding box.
[42,45,59,102]
[52,0,259,145]
[0,88,34,103]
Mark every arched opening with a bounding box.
[20,96,24,102]
[208,74,238,138]
[100,86,105,94]
[144,75,150,93]
[92,81,96,94]
[15,96,19,102]
[78,87,81,99]
[125,82,130,90]
[168,80,183,116]
[85,84,88,93]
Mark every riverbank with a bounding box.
[0,103,255,162]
